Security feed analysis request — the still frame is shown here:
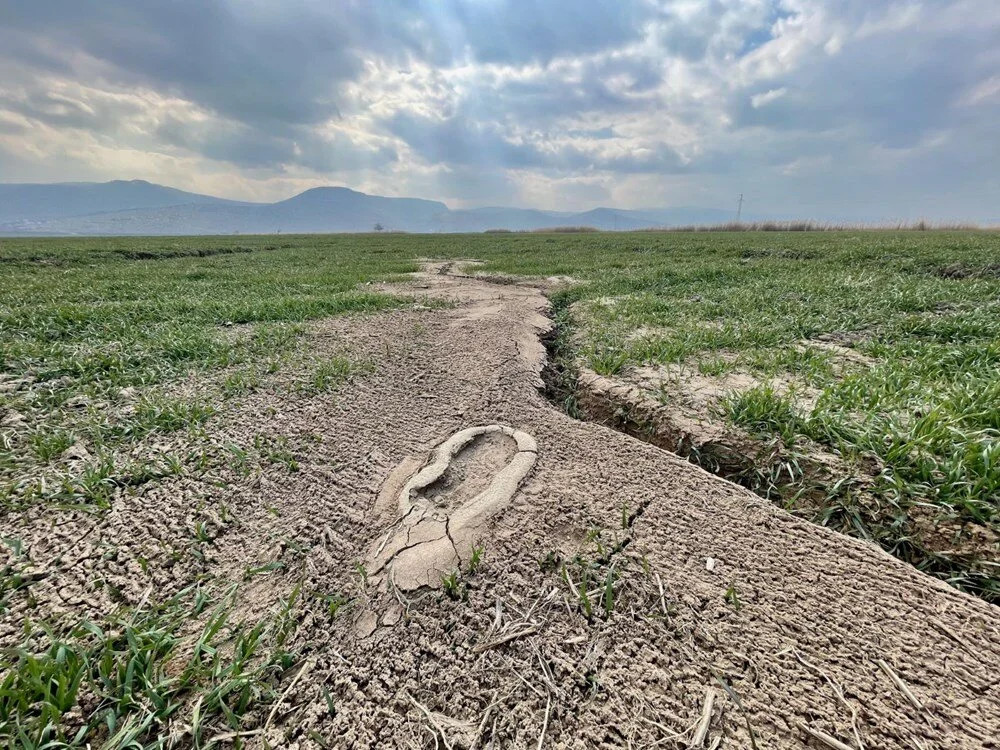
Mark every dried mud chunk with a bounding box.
[368,424,537,592]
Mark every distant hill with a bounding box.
[267,187,447,233]
[0,180,734,235]
[0,180,251,226]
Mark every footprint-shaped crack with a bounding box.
[369,425,537,592]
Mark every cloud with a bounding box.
[2,1,363,126]
[960,75,1000,106]
[731,3,1000,149]
[0,0,997,219]
[751,88,788,108]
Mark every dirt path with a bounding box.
[3,263,999,748]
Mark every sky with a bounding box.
[1,0,998,220]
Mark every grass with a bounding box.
[134,395,217,435]
[721,386,800,445]
[1,228,997,654]
[28,428,75,463]
[303,355,364,394]
[440,571,464,600]
[0,235,419,513]
[0,236,441,746]
[221,368,260,397]
[724,582,743,612]
[0,584,299,748]
[4,229,996,747]
[255,434,299,473]
[467,545,485,575]
[461,229,1000,602]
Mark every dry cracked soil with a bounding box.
[2,262,999,749]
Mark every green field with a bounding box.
[1,231,999,744]
[0,237,417,514]
[3,232,999,600]
[1,236,430,746]
[489,232,1000,595]
[487,231,1000,600]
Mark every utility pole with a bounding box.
[736,193,744,223]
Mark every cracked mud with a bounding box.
[368,424,538,592]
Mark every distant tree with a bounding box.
[374,223,384,232]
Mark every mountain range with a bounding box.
[0,180,735,235]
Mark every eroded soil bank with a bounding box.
[2,263,999,748]
[540,290,999,603]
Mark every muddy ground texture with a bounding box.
[2,263,999,748]
[569,336,999,572]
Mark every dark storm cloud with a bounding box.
[154,116,298,170]
[0,0,659,176]
[0,1,998,218]
[1,0,655,127]
[1,1,366,126]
